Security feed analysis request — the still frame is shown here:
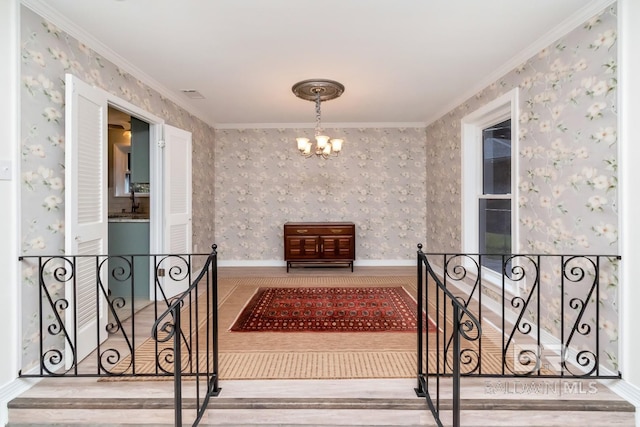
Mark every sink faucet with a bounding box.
[130,188,140,213]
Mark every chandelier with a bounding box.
[292,79,345,158]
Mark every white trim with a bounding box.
[425,0,616,126]
[460,87,521,294]
[218,259,414,268]
[355,259,414,267]
[599,377,640,412]
[461,89,519,288]
[214,122,427,130]
[0,377,41,426]
[618,0,640,401]
[103,93,165,257]
[0,1,20,424]
[218,260,284,268]
[20,0,213,129]
[20,0,614,131]
[20,1,427,132]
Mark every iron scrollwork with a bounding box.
[562,256,599,376]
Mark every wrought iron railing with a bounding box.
[19,244,221,425]
[416,244,482,427]
[416,245,622,426]
[152,244,221,426]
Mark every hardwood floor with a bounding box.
[8,266,636,426]
[219,265,415,277]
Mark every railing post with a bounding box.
[416,244,424,396]
[452,303,460,427]
[212,244,220,394]
[174,306,182,427]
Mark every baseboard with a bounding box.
[599,376,640,411]
[0,376,40,425]
[355,260,414,267]
[218,260,414,268]
[218,260,285,267]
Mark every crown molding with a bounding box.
[20,0,616,131]
[424,0,617,127]
[20,0,215,129]
[214,122,427,130]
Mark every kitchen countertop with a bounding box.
[108,214,150,223]
[109,218,149,223]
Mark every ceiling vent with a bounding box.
[181,90,205,99]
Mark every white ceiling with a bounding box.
[27,0,609,127]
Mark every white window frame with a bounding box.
[461,88,519,293]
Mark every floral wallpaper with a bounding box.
[18,1,620,375]
[425,6,619,370]
[214,127,427,261]
[427,7,618,255]
[19,6,216,369]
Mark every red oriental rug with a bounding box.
[230,286,436,333]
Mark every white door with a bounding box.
[158,124,193,299]
[64,74,109,368]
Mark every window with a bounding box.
[462,89,518,281]
[479,119,511,272]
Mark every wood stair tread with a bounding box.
[9,396,635,412]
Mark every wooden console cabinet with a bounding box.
[284,222,355,272]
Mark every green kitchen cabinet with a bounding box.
[108,221,150,299]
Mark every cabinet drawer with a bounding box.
[285,225,353,236]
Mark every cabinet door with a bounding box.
[130,116,150,184]
[285,236,320,259]
[320,235,354,260]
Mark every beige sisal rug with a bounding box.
[105,276,426,380]
[219,276,420,379]
[105,276,508,380]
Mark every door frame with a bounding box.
[103,96,164,297]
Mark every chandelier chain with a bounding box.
[314,90,322,137]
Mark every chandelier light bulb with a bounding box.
[330,138,343,152]
[296,137,310,151]
[316,135,330,149]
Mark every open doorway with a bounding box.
[107,106,151,304]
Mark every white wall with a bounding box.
[619,0,640,407]
[0,0,22,423]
